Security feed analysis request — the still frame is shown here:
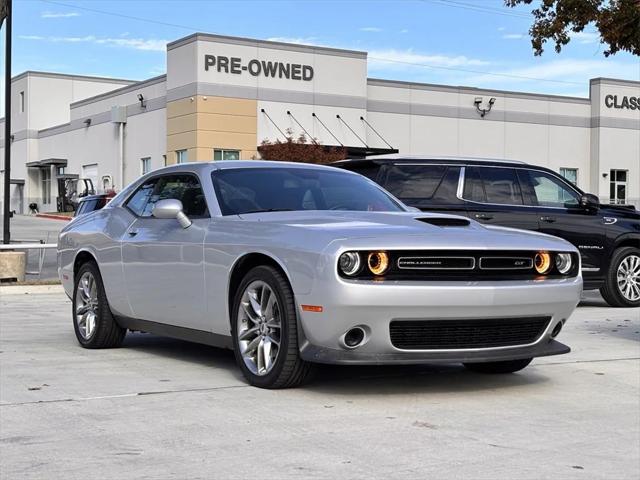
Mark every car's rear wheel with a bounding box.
[231,265,315,388]
[600,247,640,308]
[463,358,533,374]
[73,262,126,348]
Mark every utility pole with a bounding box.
[1,0,11,244]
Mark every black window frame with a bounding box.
[124,172,210,219]
[380,163,449,202]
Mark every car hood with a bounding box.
[238,210,576,251]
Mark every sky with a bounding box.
[2,0,640,98]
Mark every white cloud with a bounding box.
[41,11,80,18]
[359,27,382,32]
[571,31,600,44]
[266,36,318,45]
[502,33,525,40]
[19,34,167,52]
[368,48,490,71]
[399,29,409,34]
[497,27,506,32]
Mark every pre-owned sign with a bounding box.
[604,94,639,110]
[204,54,314,81]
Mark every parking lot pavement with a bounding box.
[1,290,638,480]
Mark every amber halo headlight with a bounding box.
[339,252,361,276]
[555,253,573,274]
[534,252,552,274]
[367,251,389,276]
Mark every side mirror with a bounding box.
[579,193,600,211]
[152,199,192,228]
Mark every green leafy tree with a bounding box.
[505,0,640,56]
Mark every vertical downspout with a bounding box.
[119,122,124,191]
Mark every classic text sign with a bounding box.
[604,94,639,110]
[204,54,314,81]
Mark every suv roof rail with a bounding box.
[357,154,527,164]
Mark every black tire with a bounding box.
[72,261,126,348]
[231,265,315,389]
[464,358,533,374]
[599,247,640,308]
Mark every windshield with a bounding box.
[212,167,405,216]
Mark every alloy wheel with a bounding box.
[75,271,99,340]
[617,254,640,302]
[237,280,282,376]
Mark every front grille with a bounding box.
[389,316,551,350]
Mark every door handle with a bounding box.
[474,213,494,221]
[127,229,139,236]
[540,216,556,223]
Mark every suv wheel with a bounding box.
[73,262,126,348]
[600,247,640,308]
[231,265,315,389]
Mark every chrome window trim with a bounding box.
[397,256,476,270]
[456,165,583,211]
[479,257,534,270]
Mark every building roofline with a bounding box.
[11,70,135,85]
[70,74,167,109]
[167,32,368,59]
[590,77,640,87]
[367,78,591,104]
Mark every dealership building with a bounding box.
[1,32,639,214]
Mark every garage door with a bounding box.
[82,164,98,193]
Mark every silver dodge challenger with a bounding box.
[58,161,582,388]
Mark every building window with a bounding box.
[609,169,627,204]
[19,91,24,113]
[56,166,65,176]
[141,157,151,175]
[163,154,167,166]
[41,169,51,204]
[559,168,578,186]
[213,149,240,161]
[176,150,187,164]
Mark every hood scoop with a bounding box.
[416,217,470,227]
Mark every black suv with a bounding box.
[335,156,640,307]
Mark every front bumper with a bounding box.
[296,276,582,365]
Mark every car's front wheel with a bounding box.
[463,358,533,374]
[231,265,315,388]
[600,247,640,308]
[73,262,126,348]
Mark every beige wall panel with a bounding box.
[167,97,197,118]
[196,96,257,116]
[167,131,197,152]
[167,113,198,135]
[197,131,257,150]
[197,113,257,134]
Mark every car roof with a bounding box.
[334,155,527,167]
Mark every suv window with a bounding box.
[383,165,447,200]
[464,167,523,205]
[126,174,208,218]
[521,169,580,207]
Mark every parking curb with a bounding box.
[36,214,72,221]
[0,284,65,296]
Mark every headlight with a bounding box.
[367,251,389,276]
[555,253,573,274]
[338,252,361,276]
[534,252,552,274]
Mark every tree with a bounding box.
[505,0,640,56]
[258,130,347,164]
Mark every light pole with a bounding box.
[1,0,11,244]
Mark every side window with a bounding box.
[126,178,158,217]
[150,174,208,217]
[350,164,381,181]
[463,167,486,203]
[479,167,523,205]
[383,165,447,200]
[523,170,580,207]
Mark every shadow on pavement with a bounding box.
[121,332,549,394]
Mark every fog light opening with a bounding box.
[551,321,563,338]
[343,327,366,349]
